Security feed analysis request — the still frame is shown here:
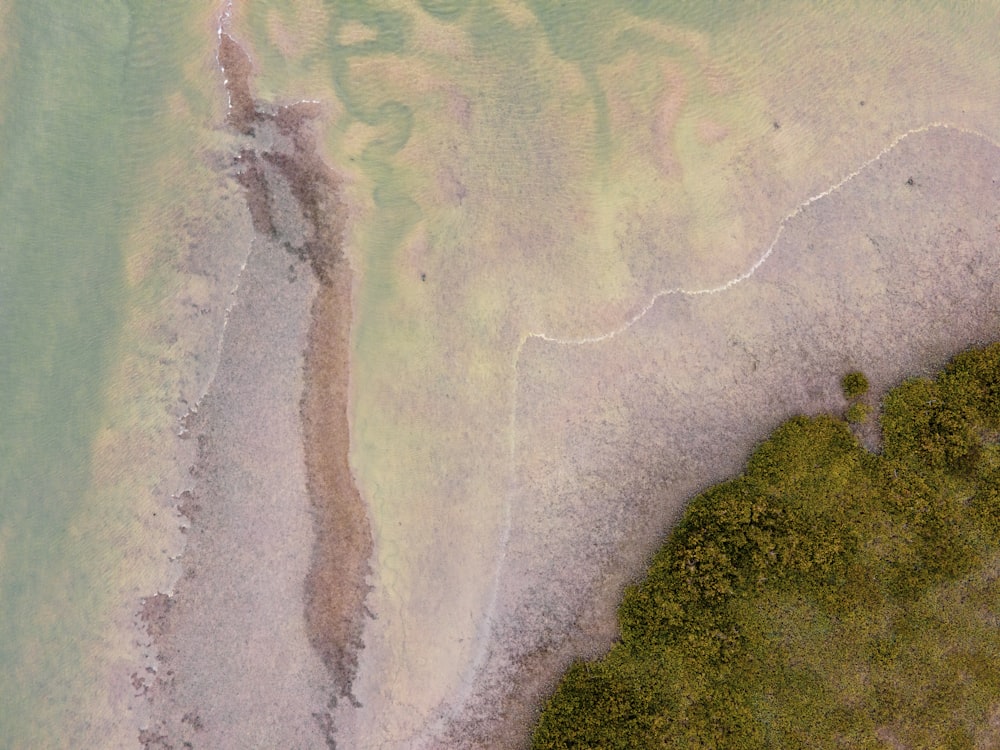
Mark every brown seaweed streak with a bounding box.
[476,121,1000,692]
[217,0,371,729]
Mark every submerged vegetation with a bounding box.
[533,343,1000,749]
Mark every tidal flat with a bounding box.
[229,4,1000,747]
[2,2,1000,749]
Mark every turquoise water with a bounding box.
[0,2,130,740]
[0,2,214,745]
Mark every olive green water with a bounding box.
[0,2,225,746]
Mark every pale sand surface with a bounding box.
[139,233,333,749]
[88,139,261,746]
[338,127,1000,748]
[308,6,1000,745]
[127,120,1000,750]
[138,27,364,749]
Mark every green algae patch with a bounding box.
[533,343,1000,749]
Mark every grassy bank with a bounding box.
[534,343,1000,749]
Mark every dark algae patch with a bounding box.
[533,343,1000,749]
[220,30,371,701]
[221,32,346,285]
[138,27,369,748]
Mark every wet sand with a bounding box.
[139,231,333,749]
[137,18,1000,750]
[324,126,1000,749]
[139,30,367,749]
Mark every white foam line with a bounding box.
[216,1,234,114]
[217,0,233,39]
[466,122,1000,692]
[525,122,993,349]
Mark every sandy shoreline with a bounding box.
[131,17,1000,750]
[433,126,1000,748]
[138,29,368,749]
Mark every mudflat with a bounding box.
[140,18,1000,750]
[340,126,1000,749]
[140,30,367,750]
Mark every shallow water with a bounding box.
[0,1,236,746]
[1,1,999,747]
[0,3,132,742]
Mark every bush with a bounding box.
[846,402,870,424]
[532,344,1000,750]
[841,371,870,399]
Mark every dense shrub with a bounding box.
[845,402,870,424]
[841,371,870,399]
[533,344,1000,749]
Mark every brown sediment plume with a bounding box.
[220,30,372,700]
